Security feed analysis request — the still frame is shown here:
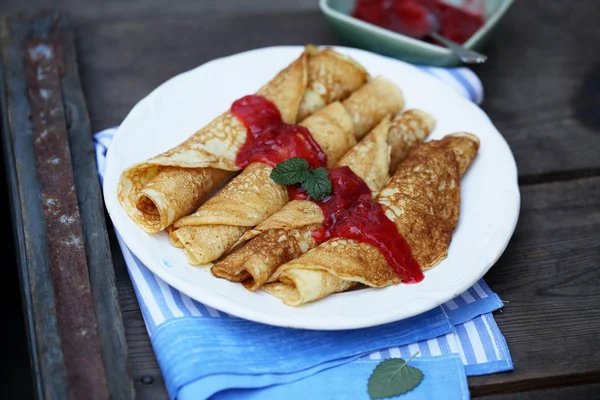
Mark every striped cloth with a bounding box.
[95,65,511,399]
[358,280,511,377]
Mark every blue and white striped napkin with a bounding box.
[95,65,511,400]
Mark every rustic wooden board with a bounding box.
[122,307,169,399]
[0,0,319,21]
[468,176,600,396]
[64,2,600,178]
[470,0,600,179]
[1,13,70,399]
[0,11,133,399]
[26,34,110,400]
[60,18,136,400]
[480,382,600,400]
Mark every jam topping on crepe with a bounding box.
[290,166,423,283]
[232,95,327,169]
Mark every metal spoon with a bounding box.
[426,10,487,64]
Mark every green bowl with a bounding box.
[320,0,514,66]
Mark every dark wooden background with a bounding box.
[1,0,599,399]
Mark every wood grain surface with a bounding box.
[1,0,599,398]
[60,18,135,400]
[469,177,600,396]
[68,1,600,179]
[483,382,600,400]
[0,11,133,400]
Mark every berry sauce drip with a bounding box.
[326,194,424,283]
[288,166,372,233]
[289,166,423,283]
[352,0,484,45]
[231,95,327,169]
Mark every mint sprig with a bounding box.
[302,167,331,201]
[367,353,423,399]
[270,157,311,185]
[270,157,332,201]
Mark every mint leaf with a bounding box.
[270,157,310,185]
[302,167,332,201]
[271,158,332,201]
[367,354,423,399]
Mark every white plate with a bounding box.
[104,46,520,330]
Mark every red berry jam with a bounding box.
[325,194,424,283]
[231,95,327,169]
[352,0,484,45]
[290,166,423,283]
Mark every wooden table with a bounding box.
[1,1,599,399]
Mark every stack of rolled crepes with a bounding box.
[168,76,406,264]
[118,44,481,308]
[212,109,437,290]
[118,45,371,233]
[261,133,480,306]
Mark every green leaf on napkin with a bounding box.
[367,353,423,399]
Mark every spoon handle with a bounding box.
[429,31,487,64]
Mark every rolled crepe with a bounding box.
[211,109,435,289]
[342,76,405,140]
[263,133,480,306]
[118,45,369,233]
[170,101,356,264]
[170,78,405,265]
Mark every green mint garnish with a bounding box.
[270,157,311,186]
[270,158,332,201]
[367,353,423,399]
[302,167,331,201]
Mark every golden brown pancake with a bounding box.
[211,110,435,289]
[263,133,480,306]
[170,78,404,265]
[171,79,406,265]
[170,102,355,264]
[342,76,405,140]
[297,46,372,120]
[118,46,369,233]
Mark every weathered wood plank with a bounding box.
[72,11,338,131]
[0,12,134,399]
[26,33,110,399]
[471,0,600,178]
[469,176,600,396]
[0,0,318,21]
[478,382,600,400]
[1,14,69,400]
[66,3,600,177]
[122,310,169,399]
[60,16,136,400]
